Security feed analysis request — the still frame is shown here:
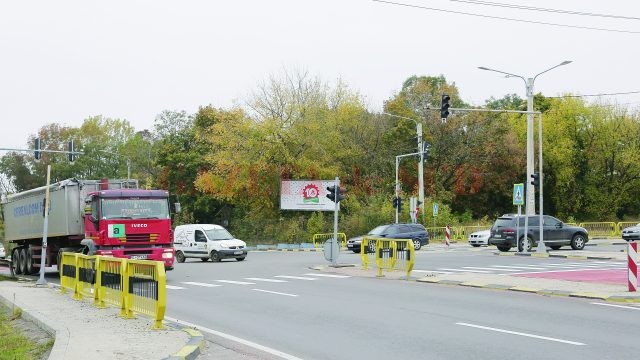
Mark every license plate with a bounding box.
[233,251,243,255]
[494,235,501,238]
[130,255,147,260]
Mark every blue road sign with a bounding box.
[513,183,524,206]
[433,203,439,217]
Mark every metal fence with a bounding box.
[360,237,415,279]
[312,233,347,249]
[59,253,166,329]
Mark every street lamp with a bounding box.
[478,61,572,215]
[383,113,425,219]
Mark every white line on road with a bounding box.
[181,282,222,288]
[164,316,304,360]
[462,266,520,272]
[591,302,640,311]
[252,289,299,297]
[509,268,625,275]
[245,278,288,283]
[303,273,351,278]
[492,265,547,270]
[166,285,186,290]
[438,268,491,273]
[413,270,453,274]
[456,322,586,345]
[275,275,318,280]
[215,280,256,285]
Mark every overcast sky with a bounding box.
[1,0,639,151]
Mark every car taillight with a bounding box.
[503,228,515,235]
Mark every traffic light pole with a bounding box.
[332,177,339,266]
[395,152,421,224]
[536,113,546,253]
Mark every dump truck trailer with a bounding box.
[2,178,175,275]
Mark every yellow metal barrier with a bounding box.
[312,233,347,249]
[374,239,395,277]
[579,222,617,238]
[59,254,166,330]
[96,256,127,314]
[60,253,78,297]
[618,222,639,236]
[76,254,97,301]
[360,237,378,270]
[391,240,415,279]
[124,259,167,330]
[427,227,447,242]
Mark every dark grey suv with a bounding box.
[346,223,429,253]
[489,214,589,252]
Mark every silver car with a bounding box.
[468,229,490,247]
[622,223,640,242]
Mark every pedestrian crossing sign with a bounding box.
[513,183,524,206]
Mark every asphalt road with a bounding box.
[164,249,640,360]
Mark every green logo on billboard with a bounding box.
[108,224,125,238]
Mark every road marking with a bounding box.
[462,266,520,272]
[245,278,288,283]
[181,282,222,288]
[510,268,626,275]
[456,322,586,345]
[303,273,351,278]
[492,265,547,270]
[164,316,304,360]
[215,280,256,285]
[166,285,186,290]
[438,268,491,273]
[252,289,298,297]
[275,275,318,280]
[413,270,453,274]
[591,302,640,311]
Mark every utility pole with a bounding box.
[417,122,424,220]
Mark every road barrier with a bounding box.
[629,242,638,292]
[580,222,617,238]
[60,253,166,329]
[361,237,414,279]
[312,233,347,249]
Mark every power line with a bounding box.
[371,0,640,34]
[446,0,640,21]
[548,90,640,98]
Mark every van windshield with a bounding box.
[205,228,234,241]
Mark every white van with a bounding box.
[173,224,247,263]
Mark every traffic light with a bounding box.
[440,94,451,121]
[34,138,41,161]
[393,196,403,211]
[326,185,346,203]
[393,197,398,208]
[530,172,540,187]
[397,197,403,212]
[68,140,75,162]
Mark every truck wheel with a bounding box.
[12,248,22,275]
[25,247,34,275]
[210,251,221,262]
[19,248,29,275]
[176,251,185,263]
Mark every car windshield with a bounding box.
[101,198,170,219]
[204,228,235,241]
[368,225,389,235]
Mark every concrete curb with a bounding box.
[0,283,70,360]
[415,277,640,303]
[165,328,205,360]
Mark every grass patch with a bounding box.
[0,303,52,360]
[0,274,17,282]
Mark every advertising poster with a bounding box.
[280,180,339,211]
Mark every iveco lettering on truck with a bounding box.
[2,178,176,275]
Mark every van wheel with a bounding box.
[176,251,186,263]
[236,257,246,261]
[571,234,586,250]
[200,258,209,262]
[210,251,221,262]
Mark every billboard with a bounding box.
[280,180,339,211]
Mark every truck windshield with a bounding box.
[204,228,234,241]
[101,198,170,219]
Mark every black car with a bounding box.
[489,214,589,252]
[346,223,429,253]
[622,223,640,241]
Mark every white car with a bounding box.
[0,243,5,258]
[468,229,490,247]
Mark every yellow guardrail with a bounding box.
[59,253,166,329]
[361,237,414,279]
[617,222,638,235]
[579,222,617,238]
[312,233,347,249]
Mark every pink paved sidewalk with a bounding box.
[513,268,627,285]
